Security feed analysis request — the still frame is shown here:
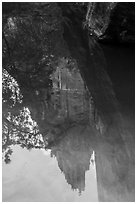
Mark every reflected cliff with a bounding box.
[50,126,96,194]
[2,37,134,201]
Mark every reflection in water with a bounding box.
[2,56,100,201]
[3,145,98,202]
[2,39,134,201]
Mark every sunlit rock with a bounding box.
[86,2,135,43]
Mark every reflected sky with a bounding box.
[2,145,98,202]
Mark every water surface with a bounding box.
[2,43,134,202]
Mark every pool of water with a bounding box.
[2,43,135,202]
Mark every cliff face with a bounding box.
[87,2,135,43]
